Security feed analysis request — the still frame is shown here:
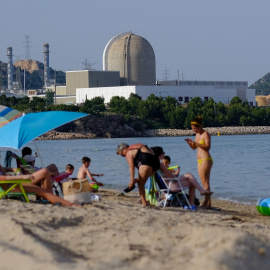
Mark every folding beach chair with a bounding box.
[155,171,191,209]
[0,179,32,203]
[4,150,30,174]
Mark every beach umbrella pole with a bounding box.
[34,140,45,168]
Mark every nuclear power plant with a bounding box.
[103,32,156,86]
[0,32,256,106]
[75,32,256,106]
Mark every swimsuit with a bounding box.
[197,157,213,165]
[132,145,160,171]
[197,139,213,165]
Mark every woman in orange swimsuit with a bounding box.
[184,116,213,208]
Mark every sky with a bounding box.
[1,0,270,86]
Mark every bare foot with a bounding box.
[138,199,150,207]
[142,201,151,207]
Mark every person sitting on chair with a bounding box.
[162,155,180,176]
[151,147,213,207]
[21,147,60,177]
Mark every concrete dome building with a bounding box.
[103,32,156,86]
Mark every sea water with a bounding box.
[1,134,270,204]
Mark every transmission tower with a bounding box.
[23,35,32,60]
[162,68,170,81]
[82,58,97,70]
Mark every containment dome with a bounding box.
[103,32,156,86]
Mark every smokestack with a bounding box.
[7,47,13,91]
[43,43,50,87]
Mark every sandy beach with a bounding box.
[0,189,270,270]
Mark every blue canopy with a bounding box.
[0,111,88,149]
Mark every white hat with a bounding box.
[23,154,36,163]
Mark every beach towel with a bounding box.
[145,176,158,206]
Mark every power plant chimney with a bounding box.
[43,43,50,87]
[7,47,13,91]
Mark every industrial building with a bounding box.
[46,70,120,104]
[75,32,255,105]
[65,70,120,95]
[76,81,256,105]
[43,32,257,106]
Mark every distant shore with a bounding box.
[38,126,270,140]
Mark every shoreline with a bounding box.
[0,189,270,269]
[38,125,270,140]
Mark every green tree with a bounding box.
[80,97,106,115]
[45,91,55,105]
[229,96,242,105]
[128,93,142,115]
[29,97,46,112]
[144,94,164,120]
[109,96,129,114]
[203,98,218,126]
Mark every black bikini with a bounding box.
[133,145,160,171]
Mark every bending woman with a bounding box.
[151,146,213,207]
[184,116,213,208]
[116,143,160,206]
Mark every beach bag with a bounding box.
[52,182,63,197]
[161,193,200,208]
[62,179,92,204]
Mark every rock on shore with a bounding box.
[37,114,270,140]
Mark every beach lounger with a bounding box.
[0,179,32,203]
[155,171,191,209]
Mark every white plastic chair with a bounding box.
[156,171,191,209]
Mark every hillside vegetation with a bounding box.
[0,60,65,90]
[250,72,270,95]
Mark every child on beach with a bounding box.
[57,164,75,182]
[52,164,75,197]
[162,155,180,176]
[77,157,104,186]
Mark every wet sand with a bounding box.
[0,189,270,270]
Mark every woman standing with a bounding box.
[185,116,213,208]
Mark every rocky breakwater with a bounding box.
[145,126,270,137]
[38,114,147,140]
